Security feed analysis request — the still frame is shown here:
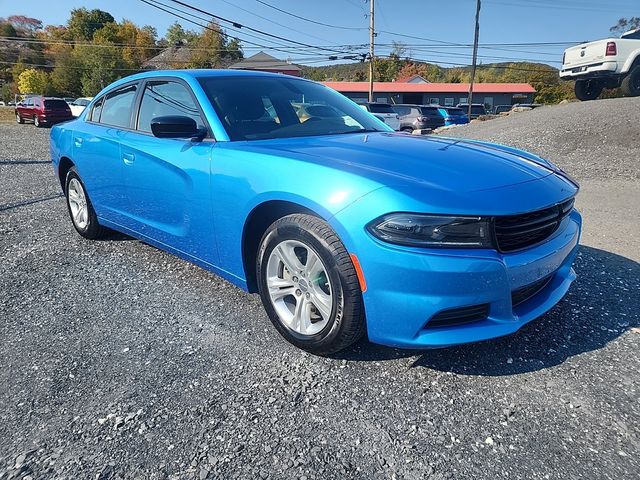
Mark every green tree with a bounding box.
[610,17,640,36]
[67,8,115,40]
[165,22,198,45]
[50,46,83,96]
[17,68,49,94]
[0,22,17,37]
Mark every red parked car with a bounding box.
[15,96,73,127]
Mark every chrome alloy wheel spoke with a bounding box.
[266,239,334,336]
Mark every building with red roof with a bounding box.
[322,81,536,111]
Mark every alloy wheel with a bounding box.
[67,178,89,230]
[266,239,333,336]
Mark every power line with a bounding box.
[164,0,357,54]
[138,0,346,57]
[255,0,366,31]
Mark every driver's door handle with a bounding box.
[122,152,135,165]
[74,137,83,147]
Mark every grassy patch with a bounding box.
[0,107,16,123]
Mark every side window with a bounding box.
[137,81,205,133]
[89,98,104,122]
[25,98,33,107]
[395,106,410,116]
[100,84,138,129]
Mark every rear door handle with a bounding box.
[74,137,83,147]
[122,152,135,165]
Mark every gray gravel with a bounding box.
[1,97,639,480]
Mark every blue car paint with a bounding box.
[437,108,470,126]
[50,69,581,349]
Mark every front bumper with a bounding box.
[348,210,582,349]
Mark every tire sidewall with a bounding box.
[257,220,349,351]
[34,115,40,127]
[625,67,640,96]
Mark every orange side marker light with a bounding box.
[349,253,367,293]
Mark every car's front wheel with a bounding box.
[574,79,603,101]
[34,115,41,127]
[257,214,365,355]
[16,113,23,124]
[65,168,106,239]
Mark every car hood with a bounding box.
[237,132,559,193]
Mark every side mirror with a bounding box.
[150,115,204,140]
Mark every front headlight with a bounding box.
[367,213,493,248]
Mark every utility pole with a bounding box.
[468,0,481,119]
[368,0,375,102]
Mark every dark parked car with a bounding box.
[494,105,513,114]
[392,104,445,132]
[456,103,487,119]
[15,97,73,127]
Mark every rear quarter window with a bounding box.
[99,85,138,128]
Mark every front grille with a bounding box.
[426,304,489,329]
[494,198,574,252]
[511,275,553,307]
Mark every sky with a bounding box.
[1,0,638,68]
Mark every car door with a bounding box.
[18,98,32,120]
[72,83,138,225]
[118,78,217,264]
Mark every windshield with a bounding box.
[198,76,389,141]
[622,29,640,39]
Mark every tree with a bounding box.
[67,8,115,40]
[165,22,198,45]
[7,15,42,35]
[610,17,640,36]
[17,68,49,94]
[50,46,83,96]
[0,22,17,38]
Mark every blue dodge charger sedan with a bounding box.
[50,70,582,355]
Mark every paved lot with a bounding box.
[1,97,639,480]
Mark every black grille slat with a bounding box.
[511,275,553,307]
[494,198,574,252]
[426,304,489,329]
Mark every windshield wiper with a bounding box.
[333,129,380,135]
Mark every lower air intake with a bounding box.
[426,304,490,329]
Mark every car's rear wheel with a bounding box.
[65,168,106,240]
[574,79,603,101]
[34,115,41,127]
[256,214,365,355]
[16,113,23,124]
[621,66,640,97]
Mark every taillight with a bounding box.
[418,116,428,122]
[606,41,617,56]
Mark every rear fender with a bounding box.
[621,50,640,73]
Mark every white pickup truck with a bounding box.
[560,28,640,100]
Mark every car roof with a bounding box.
[92,69,316,101]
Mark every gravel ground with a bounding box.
[1,98,639,480]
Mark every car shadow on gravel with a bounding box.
[336,246,639,376]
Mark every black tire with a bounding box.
[34,115,41,127]
[620,66,640,97]
[65,167,107,240]
[256,214,365,355]
[574,79,603,101]
[16,113,23,124]
[401,127,413,133]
